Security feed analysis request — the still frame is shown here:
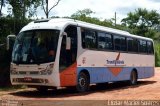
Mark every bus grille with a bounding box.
[19,71,26,75]
[30,71,39,75]
[18,71,39,75]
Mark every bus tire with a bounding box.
[76,72,90,92]
[129,70,137,85]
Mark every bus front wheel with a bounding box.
[76,72,90,92]
[129,71,137,85]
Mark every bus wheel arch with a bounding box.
[129,68,138,85]
[76,70,90,92]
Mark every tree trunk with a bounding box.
[22,0,26,20]
[46,0,48,18]
[0,0,3,16]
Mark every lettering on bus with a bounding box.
[107,60,124,65]
[106,52,125,66]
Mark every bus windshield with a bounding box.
[12,29,59,64]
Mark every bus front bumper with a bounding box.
[10,75,56,87]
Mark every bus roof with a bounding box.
[22,18,153,41]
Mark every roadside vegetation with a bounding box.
[0,85,26,91]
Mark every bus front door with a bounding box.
[59,26,78,86]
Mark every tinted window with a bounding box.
[98,32,113,50]
[139,40,147,53]
[106,33,113,50]
[127,38,133,52]
[114,35,126,51]
[133,39,138,52]
[127,38,138,52]
[81,28,97,49]
[121,36,126,51]
[114,35,121,51]
[147,41,154,54]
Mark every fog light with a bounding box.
[12,78,17,82]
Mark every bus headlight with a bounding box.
[40,64,54,75]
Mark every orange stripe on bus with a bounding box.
[60,63,77,87]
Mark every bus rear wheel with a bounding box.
[76,72,90,92]
[130,71,137,85]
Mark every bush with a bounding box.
[0,17,31,86]
[155,42,160,67]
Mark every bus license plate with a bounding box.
[24,77,32,81]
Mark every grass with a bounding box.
[0,85,27,91]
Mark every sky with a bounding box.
[2,0,160,23]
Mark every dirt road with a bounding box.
[0,68,160,105]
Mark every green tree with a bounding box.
[71,8,94,18]
[121,8,160,38]
[155,42,160,67]
[71,9,125,30]
[8,0,41,19]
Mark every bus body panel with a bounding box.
[77,67,154,84]
[77,49,154,84]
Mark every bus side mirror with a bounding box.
[7,35,16,51]
[63,32,71,50]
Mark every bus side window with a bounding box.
[114,35,121,51]
[139,40,147,54]
[98,32,106,49]
[81,29,86,48]
[105,33,113,50]
[133,39,138,52]
[121,36,126,51]
[97,32,113,50]
[127,37,133,52]
[147,41,154,54]
[81,28,97,49]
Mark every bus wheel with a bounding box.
[76,72,90,92]
[36,86,48,92]
[130,71,137,85]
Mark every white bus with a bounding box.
[10,18,154,92]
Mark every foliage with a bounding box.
[0,85,27,91]
[6,0,41,19]
[71,8,95,18]
[121,8,160,66]
[155,42,160,67]
[71,9,115,28]
[0,17,31,86]
[121,8,160,38]
[71,9,130,33]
